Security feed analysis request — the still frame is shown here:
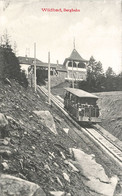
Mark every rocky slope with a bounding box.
[0,80,122,196]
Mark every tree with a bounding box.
[13,41,18,56]
[0,32,28,87]
[0,30,11,49]
[86,56,105,92]
[105,67,116,77]
[79,56,122,92]
[104,67,122,91]
[117,72,122,90]
[105,67,115,91]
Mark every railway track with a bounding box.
[37,85,122,168]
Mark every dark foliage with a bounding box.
[79,56,122,92]
[19,70,29,88]
[103,68,122,91]
[0,33,28,88]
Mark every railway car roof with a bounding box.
[65,88,98,99]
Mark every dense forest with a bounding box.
[79,56,122,92]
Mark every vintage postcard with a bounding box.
[0,0,122,196]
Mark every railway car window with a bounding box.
[65,92,69,98]
[70,94,72,100]
[77,99,80,108]
[71,94,74,101]
[67,92,70,98]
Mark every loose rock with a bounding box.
[33,110,57,135]
[63,172,70,183]
[63,128,69,134]
[0,113,8,128]
[0,174,46,196]
[70,148,118,196]
[50,191,65,196]
[1,162,9,170]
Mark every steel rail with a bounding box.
[37,85,122,168]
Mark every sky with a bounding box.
[0,0,121,73]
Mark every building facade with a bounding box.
[18,56,67,87]
[63,48,88,81]
[18,48,88,87]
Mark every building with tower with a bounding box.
[63,46,88,81]
[18,43,88,87]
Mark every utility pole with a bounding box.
[48,51,51,105]
[76,62,78,88]
[34,43,36,92]
[72,60,74,88]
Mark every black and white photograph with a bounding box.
[0,0,122,195]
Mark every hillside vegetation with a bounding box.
[79,56,122,92]
[95,91,122,141]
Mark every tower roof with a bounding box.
[63,48,88,66]
[69,49,87,62]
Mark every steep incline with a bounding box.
[95,91,122,141]
[0,80,121,196]
[51,83,122,141]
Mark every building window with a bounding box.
[50,70,53,75]
[78,62,86,68]
[68,61,77,67]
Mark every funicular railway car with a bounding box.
[64,88,101,123]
